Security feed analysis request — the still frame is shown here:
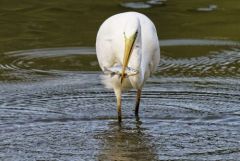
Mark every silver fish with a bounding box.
[103,65,139,78]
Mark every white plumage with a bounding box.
[96,12,160,122]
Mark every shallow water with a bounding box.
[1,0,240,161]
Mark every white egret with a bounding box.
[96,12,160,122]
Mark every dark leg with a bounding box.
[135,89,142,116]
[117,99,122,122]
[114,88,122,122]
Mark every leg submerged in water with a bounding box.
[114,88,122,122]
[135,89,142,116]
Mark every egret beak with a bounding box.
[121,32,137,84]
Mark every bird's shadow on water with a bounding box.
[96,117,158,161]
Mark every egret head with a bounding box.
[121,19,140,84]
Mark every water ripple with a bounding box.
[0,72,239,160]
[159,48,240,77]
[0,39,240,82]
[0,77,239,160]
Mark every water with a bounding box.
[0,0,240,160]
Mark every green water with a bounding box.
[0,0,240,51]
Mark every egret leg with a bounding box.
[114,88,122,122]
[135,89,142,116]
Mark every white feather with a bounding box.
[96,12,160,90]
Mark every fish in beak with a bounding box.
[121,32,138,84]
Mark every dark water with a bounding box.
[0,1,240,161]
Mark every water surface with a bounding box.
[0,0,240,160]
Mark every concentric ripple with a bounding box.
[0,47,98,81]
[159,48,240,77]
[0,72,240,160]
[0,39,240,160]
[0,39,240,82]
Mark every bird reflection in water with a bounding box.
[97,119,158,161]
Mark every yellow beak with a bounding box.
[121,32,137,84]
